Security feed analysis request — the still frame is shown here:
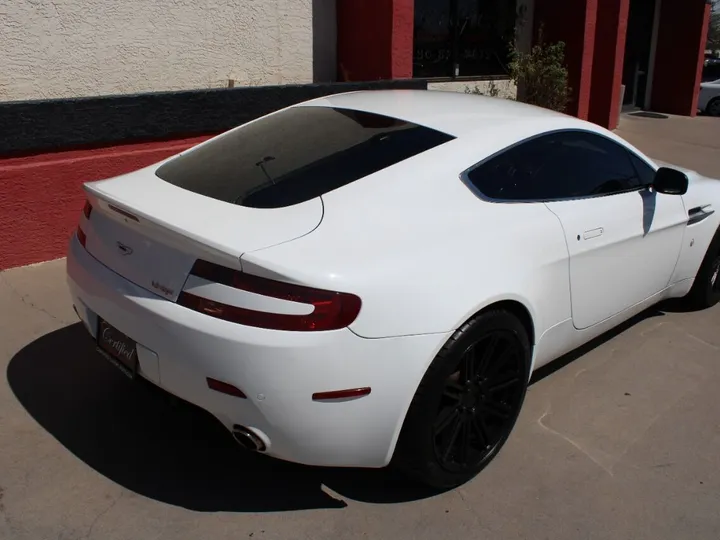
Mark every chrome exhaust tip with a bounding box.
[231,425,266,452]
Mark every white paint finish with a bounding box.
[545,190,687,329]
[1,0,315,101]
[83,164,323,273]
[65,89,720,472]
[67,236,450,467]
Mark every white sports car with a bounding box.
[66,90,720,489]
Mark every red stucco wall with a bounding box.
[651,0,711,116]
[0,136,210,270]
[337,0,413,81]
[589,0,630,129]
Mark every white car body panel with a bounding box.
[545,189,686,329]
[698,80,720,113]
[66,90,720,470]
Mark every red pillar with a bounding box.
[336,0,414,82]
[532,0,598,119]
[651,0,711,116]
[588,0,630,129]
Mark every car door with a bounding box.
[540,131,687,329]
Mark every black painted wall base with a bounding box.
[0,79,427,156]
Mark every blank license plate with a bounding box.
[97,319,138,379]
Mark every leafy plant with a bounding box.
[707,1,720,51]
[508,28,571,112]
[464,80,502,98]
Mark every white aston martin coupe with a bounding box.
[67,90,720,489]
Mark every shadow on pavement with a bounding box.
[6,323,440,513]
[530,306,667,384]
[6,302,683,512]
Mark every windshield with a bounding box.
[155,106,455,208]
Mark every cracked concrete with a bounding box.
[1,114,720,539]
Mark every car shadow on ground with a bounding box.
[6,303,676,512]
[6,322,441,512]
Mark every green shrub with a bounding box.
[508,29,571,112]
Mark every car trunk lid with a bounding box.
[81,166,323,301]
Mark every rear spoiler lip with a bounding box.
[83,182,246,266]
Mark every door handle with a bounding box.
[688,205,714,225]
[583,227,604,240]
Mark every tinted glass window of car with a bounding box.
[155,106,455,208]
[465,131,643,201]
[628,152,656,186]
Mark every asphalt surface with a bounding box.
[1,112,719,540]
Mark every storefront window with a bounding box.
[413,0,517,79]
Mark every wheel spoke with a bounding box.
[442,415,463,463]
[477,334,500,378]
[487,372,521,393]
[443,381,464,402]
[457,414,472,464]
[472,416,490,448]
[434,406,459,435]
[461,351,477,383]
[484,343,516,378]
[481,399,512,419]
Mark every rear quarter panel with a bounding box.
[241,135,572,342]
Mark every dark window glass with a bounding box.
[156,107,455,209]
[414,0,517,78]
[628,152,656,186]
[466,131,644,201]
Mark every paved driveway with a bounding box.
[1,113,719,540]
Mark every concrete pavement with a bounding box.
[1,114,720,540]
[617,112,720,178]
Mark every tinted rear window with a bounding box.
[155,106,455,208]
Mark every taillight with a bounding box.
[178,259,362,331]
[82,200,93,220]
[77,226,87,248]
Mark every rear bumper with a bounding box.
[66,235,449,467]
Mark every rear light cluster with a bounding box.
[77,200,93,248]
[83,200,93,219]
[178,259,362,332]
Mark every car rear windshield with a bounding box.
[155,106,455,208]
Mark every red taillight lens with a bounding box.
[77,226,87,247]
[178,260,362,331]
[82,200,93,220]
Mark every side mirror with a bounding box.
[653,167,688,195]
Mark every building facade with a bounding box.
[337,0,711,127]
[0,0,712,270]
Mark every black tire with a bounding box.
[393,309,531,490]
[707,97,720,117]
[684,228,720,309]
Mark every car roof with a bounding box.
[297,89,588,138]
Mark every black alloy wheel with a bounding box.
[685,228,720,309]
[433,330,525,472]
[394,309,531,489]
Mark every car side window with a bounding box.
[466,131,644,201]
[628,152,656,186]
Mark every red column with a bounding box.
[336,0,414,82]
[532,0,598,119]
[588,0,630,129]
[651,0,711,116]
